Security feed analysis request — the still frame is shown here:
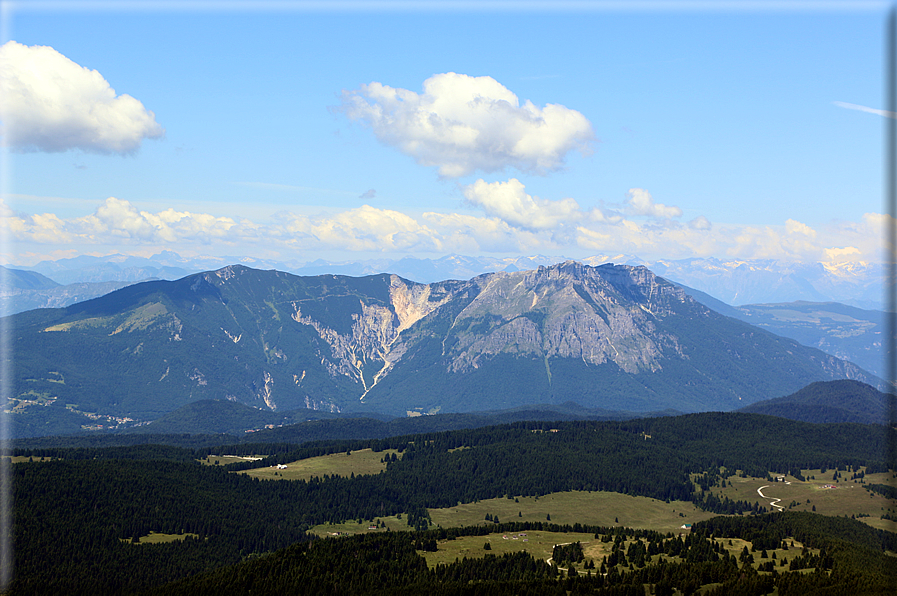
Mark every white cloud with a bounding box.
[824,246,861,260]
[688,215,711,230]
[586,206,623,224]
[1,196,887,266]
[0,41,164,154]
[833,101,897,119]
[785,218,816,237]
[337,72,594,178]
[462,178,582,231]
[423,211,548,253]
[272,205,444,253]
[624,188,682,219]
[4,197,237,245]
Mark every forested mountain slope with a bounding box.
[737,380,891,425]
[6,262,879,436]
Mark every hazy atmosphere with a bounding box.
[3,5,897,596]
[0,1,892,267]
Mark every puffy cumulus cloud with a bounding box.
[272,205,444,253]
[84,198,238,244]
[724,218,857,262]
[785,218,816,237]
[688,215,711,230]
[2,196,889,266]
[462,178,582,231]
[624,188,682,219]
[575,217,677,256]
[3,199,447,254]
[7,212,72,245]
[815,213,894,263]
[729,226,804,260]
[824,246,861,260]
[587,206,624,224]
[423,211,551,253]
[4,197,238,245]
[337,72,594,178]
[0,41,164,154]
[572,210,889,264]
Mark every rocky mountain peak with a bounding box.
[438,261,688,376]
[8,263,876,429]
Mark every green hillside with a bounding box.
[738,380,891,425]
[7,413,896,595]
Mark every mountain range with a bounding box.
[0,265,135,315]
[4,256,886,378]
[6,250,888,309]
[671,289,886,378]
[5,261,882,438]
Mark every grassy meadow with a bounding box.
[235,448,400,481]
[711,469,897,532]
[418,530,818,574]
[119,531,200,545]
[309,515,418,538]
[422,530,596,568]
[201,455,266,466]
[427,491,717,534]
[215,449,896,537]
[1,455,54,463]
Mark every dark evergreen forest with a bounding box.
[7,413,897,595]
[147,514,897,596]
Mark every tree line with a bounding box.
[7,413,895,594]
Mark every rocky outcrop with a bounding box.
[442,262,686,374]
[287,275,457,394]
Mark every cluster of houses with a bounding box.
[502,533,528,542]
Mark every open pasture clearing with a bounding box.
[239,448,400,481]
[428,490,718,534]
[119,531,199,545]
[419,530,819,574]
[582,536,817,574]
[422,530,597,568]
[201,455,266,466]
[710,537,818,572]
[2,456,54,463]
[309,514,414,537]
[713,469,896,532]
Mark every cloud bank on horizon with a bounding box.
[0,39,888,266]
[3,191,887,266]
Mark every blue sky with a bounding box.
[0,1,892,265]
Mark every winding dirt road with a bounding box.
[757,485,786,511]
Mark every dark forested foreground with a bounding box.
[147,513,897,596]
[7,413,897,594]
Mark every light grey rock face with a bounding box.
[286,275,460,394]
[248,261,692,393]
[440,262,688,374]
